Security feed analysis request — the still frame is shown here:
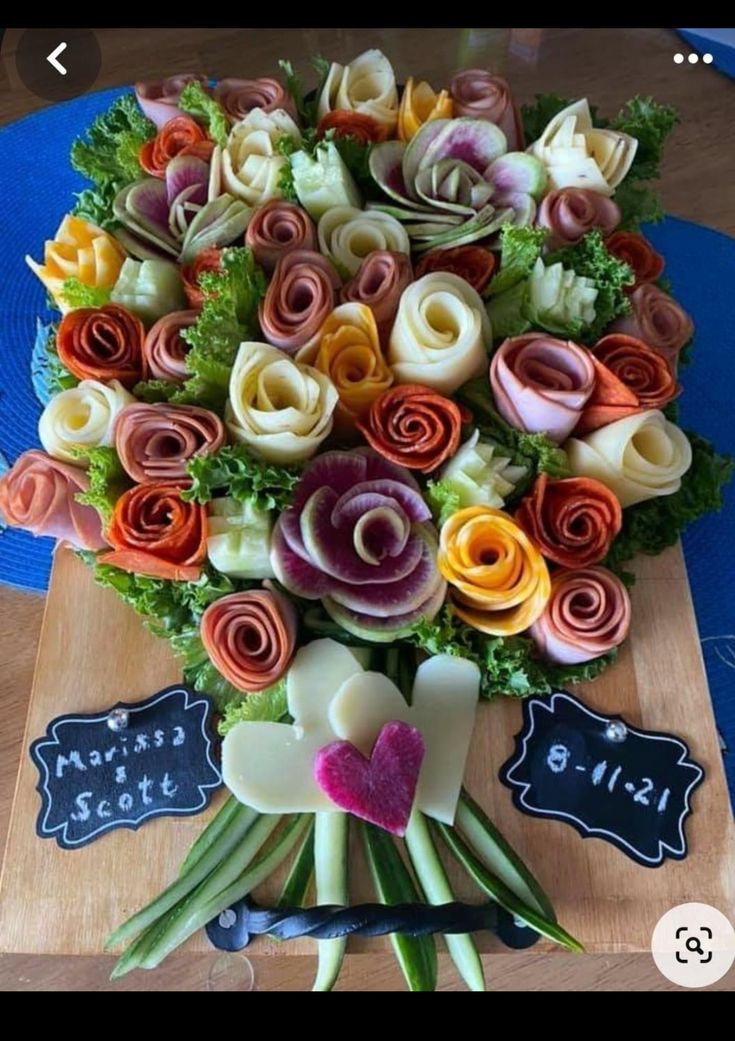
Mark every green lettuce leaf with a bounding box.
[218,680,288,732]
[548,230,633,340]
[74,446,130,523]
[276,133,300,201]
[486,225,548,298]
[520,93,573,145]
[614,179,665,232]
[278,58,312,125]
[179,81,229,148]
[31,320,78,400]
[183,444,301,512]
[59,278,112,310]
[612,96,679,182]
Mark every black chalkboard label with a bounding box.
[500,691,704,867]
[30,685,222,850]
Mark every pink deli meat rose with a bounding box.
[115,403,226,483]
[489,333,596,443]
[0,450,106,550]
[142,310,199,382]
[537,188,620,249]
[245,200,317,273]
[214,77,297,123]
[449,69,524,150]
[135,74,209,129]
[609,284,694,373]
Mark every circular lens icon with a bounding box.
[652,903,735,988]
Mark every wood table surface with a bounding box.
[1,26,733,992]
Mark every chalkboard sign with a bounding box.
[31,685,222,849]
[500,691,704,867]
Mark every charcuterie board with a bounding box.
[0,542,733,958]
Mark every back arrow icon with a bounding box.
[46,42,68,76]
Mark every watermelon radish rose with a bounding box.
[271,449,447,641]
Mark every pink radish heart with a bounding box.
[314,721,425,836]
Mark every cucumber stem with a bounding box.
[275,818,315,910]
[178,795,242,877]
[404,810,485,992]
[312,812,349,992]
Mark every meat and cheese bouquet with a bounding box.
[2,51,731,991]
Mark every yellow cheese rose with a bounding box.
[296,302,393,434]
[398,78,453,142]
[438,506,550,636]
[226,341,338,464]
[26,215,125,313]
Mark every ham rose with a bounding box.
[99,482,207,581]
[296,302,393,433]
[358,383,462,473]
[142,310,198,381]
[200,586,298,692]
[245,200,317,273]
[610,284,693,372]
[566,409,692,507]
[592,333,679,412]
[529,566,631,664]
[135,74,209,129]
[605,231,664,291]
[39,379,135,464]
[490,333,596,443]
[270,448,446,639]
[215,77,297,123]
[449,69,523,150]
[259,249,340,354]
[340,250,412,346]
[139,116,213,178]
[415,246,496,294]
[515,473,622,569]
[438,506,550,636]
[0,450,106,550]
[115,403,226,483]
[57,304,146,388]
[537,188,621,250]
[226,341,338,464]
[180,248,222,310]
[389,272,491,395]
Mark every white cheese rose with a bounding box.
[317,49,398,132]
[317,206,409,279]
[38,379,135,465]
[214,108,302,208]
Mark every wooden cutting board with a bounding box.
[0,544,733,959]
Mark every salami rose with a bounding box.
[340,250,412,346]
[449,69,523,150]
[180,248,222,310]
[605,231,664,291]
[115,403,226,483]
[99,482,207,581]
[592,333,679,412]
[317,110,388,144]
[537,188,620,250]
[358,384,462,473]
[200,587,298,693]
[415,246,496,294]
[609,284,693,372]
[245,200,317,273]
[516,473,622,569]
[139,116,213,178]
[529,566,631,664]
[259,249,340,354]
[142,310,198,382]
[57,304,146,388]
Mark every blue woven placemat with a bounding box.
[0,89,733,800]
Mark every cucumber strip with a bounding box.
[435,822,583,953]
[139,815,309,971]
[276,818,315,909]
[111,812,282,977]
[178,795,242,877]
[457,790,556,921]
[361,821,437,992]
[312,812,349,992]
[404,811,485,992]
[105,802,259,951]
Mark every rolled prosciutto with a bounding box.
[449,69,523,150]
[200,586,298,692]
[115,403,226,483]
[537,188,620,250]
[245,200,317,273]
[529,566,632,665]
[259,249,341,354]
[515,473,622,569]
[358,383,462,473]
[489,333,596,443]
[340,250,412,345]
[57,304,146,388]
[135,74,209,129]
[0,450,106,550]
[181,248,223,310]
[142,310,198,381]
[609,284,693,372]
[214,77,297,123]
[99,482,208,581]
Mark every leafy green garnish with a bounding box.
[412,610,615,699]
[179,81,229,148]
[30,320,77,400]
[604,432,733,580]
[74,447,129,524]
[486,225,548,298]
[276,134,300,202]
[520,94,572,145]
[59,278,112,310]
[548,230,633,340]
[183,444,301,512]
[70,94,155,229]
[614,179,665,232]
[425,479,461,527]
[278,58,312,126]
[612,96,679,182]
[330,132,374,197]
[217,681,288,733]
